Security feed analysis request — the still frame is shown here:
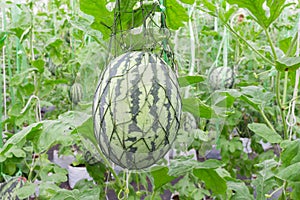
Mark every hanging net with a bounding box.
[92,0,181,170]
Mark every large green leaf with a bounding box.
[58,111,91,128]
[79,0,113,39]
[275,57,300,72]
[39,164,68,183]
[0,123,43,162]
[240,86,274,111]
[16,182,36,199]
[10,68,38,86]
[182,98,216,119]
[169,156,222,176]
[290,182,300,200]
[178,75,205,87]
[226,0,290,28]
[248,123,282,143]
[227,181,254,200]
[34,120,74,152]
[277,162,300,182]
[252,159,279,200]
[150,166,176,190]
[0,32,7,48]
[193,168,227,197]
[280,139,300,167]
[165,0,189,30]
[179,0,195,4]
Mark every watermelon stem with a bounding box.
[224,23,275,66]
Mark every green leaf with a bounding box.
[277,162,300,182]
[275,57,300,72]
[40,164,68,183]
[150,166,176,190]
[16,182,36,199]
[279,37,296,55]
[0,123,43,162]
[252,159,279,200]
[178,75,205,87]
[86,162,106,184]
[76,117,98,146]
[50,189,81,200]
[290,182,300,200]
[10,68,38,86]
[240,86,274,111]
[226,0,290,28]
[252,175,278,200]
[32,59,45,73]
[165,0,189,30]
[280,139,300,167]
[38,182,61,199]
[79,0,113,39]
[58,111,91,128]
[169,156,222,176]
[35,120,74,152]
[202,0,217,14]
[73,179,101,199]
[193,168,227,197]
[45,38,64,65]
[227,181,254,200]
[248,123,282,143]
[0,32,7,48]
[179,0,195,4]
[182,98,216,119]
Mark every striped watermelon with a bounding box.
[208,67,234,90]
[93,51,181,170]
[0,177,26,200]
[70,83,83,104]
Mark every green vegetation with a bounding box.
[0,0,299,199]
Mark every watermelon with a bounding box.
[180,112,197,131]
[93,51,181,170]
[0,177,26,200]
[70,83,83,104]
[208,67,234,90]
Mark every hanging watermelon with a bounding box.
[70,82,83,104]
[208,67,234,90]
[93,51,181,170]
[0,177,26,199]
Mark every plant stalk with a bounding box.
[264,28,288,138]
[224,23,275,66]
[259,108,276,133]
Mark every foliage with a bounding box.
[0,0,299,199]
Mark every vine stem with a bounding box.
[224,23,275,66]
[264,29,277,60]
[94,142,122,187]
[1,8,7,133]
[259,108,276,133]
[184,3,196,98]
[264,28,288,138]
